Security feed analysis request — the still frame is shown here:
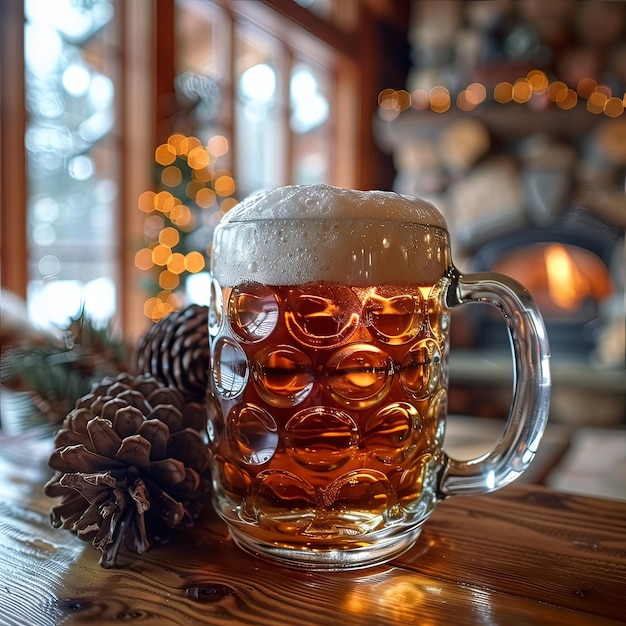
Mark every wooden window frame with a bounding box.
[0,0,154,341]
[2,0,403,341]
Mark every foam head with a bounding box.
[212,184,451,287]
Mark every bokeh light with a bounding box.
[155,143,176,165]
[134,247,153,271]
[137,132,237,320]
[527,70,548,93]
[605,97,624,118]
[152,244,171,266]
[196,187,217,209]
[588,91,607,114]
[214,174,235,197]
[188,145,210,169]
[159,226,179,247]
[556,88,577,110]
[138,190,156,213]
[184,251,205,272]
[430,86,451,113]
[161,165,182,187]
[208,135,229,157]
[512,78,532,103]
[159,269,179,290]
[378,70,623,119]
[494,82,514,104]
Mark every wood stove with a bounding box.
[466,207,623,361]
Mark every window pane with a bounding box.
[176,0,228,82]
[235,27,286,197]
[24,0,119,327]
[290,62,332,185]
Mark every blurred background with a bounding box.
[1,0,625,497]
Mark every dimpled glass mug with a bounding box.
[207,184,550,570]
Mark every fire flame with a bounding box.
[543,243,612,311]
[544,244,585,310]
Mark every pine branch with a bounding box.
[1,311,133,433]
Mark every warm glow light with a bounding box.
[167,133,187,155]
[588,91,607,114]
[161,165,182,187]
[134,247,153,271]
[208,135,229,157]
[138,190,156,213]
[185,251,205,273]
[152,244,172,266]
[144,292,179,322]
[144,296,161,320]
[604,97,624,118]
[178,213,197,232]
[214,174,236,197]
[194,166,213,183]
[457,91,475,111]
[494,82,513,103]
[544,244,585,310]
[377,88,411,115]
[396,90,411,111]
[556,88,577,110]
[410,88,430,110]
[547,81,568,102]
[379,71,623,118]
[512,78,532,103]
[155,191,176,213]
[139,130,238,321]
[188,145,210,170]
[378,89,392,108]
[170,204,192,226]
[466,82,487,104]
[155,143,176,166]
[167,252,186,274]
[378,88,397,109]
[180,135,202,156]
[527,70,548,93]
[196,187,217,209]
[457,84,487,110]
[595,84,612,98]
[430,86,450,113]
[577,77,597,99]
[159,269,179,290]
[158,226,180,247]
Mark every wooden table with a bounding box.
[1,438,625,626]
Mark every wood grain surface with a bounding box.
[1,438,625,626]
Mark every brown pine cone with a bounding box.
[44,372,210,568]
[136,304,210,404]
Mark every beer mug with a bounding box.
[207,184,550,570]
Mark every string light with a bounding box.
[379,70,624,118]
[137,132,237,321]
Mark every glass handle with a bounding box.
[439,271,551,497]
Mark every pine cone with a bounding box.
[136,305,209,404]
[44,372,210,568]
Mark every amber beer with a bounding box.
[208,184,551,569]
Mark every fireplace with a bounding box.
[466,208,622,361]
[373,0,626,432]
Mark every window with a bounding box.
[23,0,119,328]
[2,0,153,340]
[174,0,356,197]
[2,0,390,333]
[138,0,362,318]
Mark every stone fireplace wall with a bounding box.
[375,0,625,426]
[376,0,625,370]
